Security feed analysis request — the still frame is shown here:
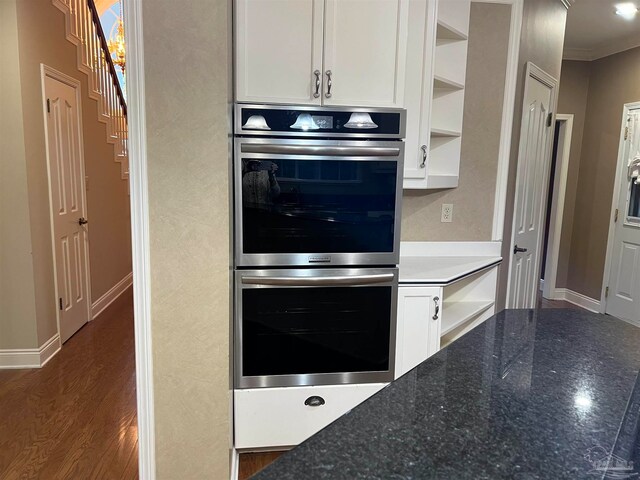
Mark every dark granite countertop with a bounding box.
[253,309,640,479]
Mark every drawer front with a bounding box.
[234,383,386,449]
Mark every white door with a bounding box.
[509,64,556,308]
[606,108,640,323]
[395,286,442,378]
[235,0,324,105]
[44,71,90,343]
[322,0,408,107]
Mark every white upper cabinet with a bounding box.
[322,0,408,107]
[235,0,324,105]
[402,0,470,189]
[235,0,408,107]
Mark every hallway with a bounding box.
[0,290,138,479]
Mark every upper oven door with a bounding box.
[234,137,404,267]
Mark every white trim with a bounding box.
[601,102,640,314]
[91,272,133,319]
[506,62,558,307]
[491,0,523,241]
[123,0,156,478]
[0,334,61,369]
[230,448,240,480]
[563,37,640,62]
[542,114,573,300]
[40,64,92,345]
[554,288,601,313]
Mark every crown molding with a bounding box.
[564,36,640,61]
[559,0,575,9]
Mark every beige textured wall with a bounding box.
[141,0,231,477]
[555,60,590,288]
[401,3,511,241]
[497,0,567,310]
[0,0,39,350]
[10,0,132,346]
[565,47,640,299]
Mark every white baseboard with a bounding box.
[0,334,61,369]
[552,288,601,313]
[91,272,133,320]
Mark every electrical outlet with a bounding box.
[441,204,453,223]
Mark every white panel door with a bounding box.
[606,110,640,322]
[509,65,556,308]
[235,0,324,105]
[395,286,441,378]
[323,0,409,107]
[45,73,90,343]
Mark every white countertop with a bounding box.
[399,255,502,284]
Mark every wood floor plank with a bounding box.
[0,289,138,479]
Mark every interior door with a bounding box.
[509,64,556,308]
[322,0,408,107]
[44,72,90,343]
[606,109,640,323]
[235,0,324,105]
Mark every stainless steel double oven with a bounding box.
[234,104,405,389]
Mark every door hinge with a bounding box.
[59,297,63,310]
[624,126,629,140]
[547,112,553,127]
[46,98,50,114]
[605,286,609,298]
[615,209,619,223]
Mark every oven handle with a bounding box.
[241,273,395,286]
[241,144,401,158]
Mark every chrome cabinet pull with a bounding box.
[420,145,427,169]
[313,70,321,98]
[325,70,332,98]
[432,296,440,321]
[305,396,325,407]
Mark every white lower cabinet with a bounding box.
[234,383,386,449]
[395,286,442,377]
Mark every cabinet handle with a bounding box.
[420,145,427,169]
[432,296,440,321]
[313,70,321,98]
[325,70,332,98]
[304,396,325,407]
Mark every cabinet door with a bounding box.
[322,0,409,107]
[402,0,437,188]
[235,0,324,105]
[395,286,442,378]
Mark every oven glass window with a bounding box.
[242,286,391,377]
[241,159,397,253]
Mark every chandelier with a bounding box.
[107,1,126,74]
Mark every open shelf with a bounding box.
[433,75,465,90]
[431,128,461,138]
[426,174,458,189]
[441,300,495,336]
[436,20,468,41]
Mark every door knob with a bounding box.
[78,217,88,226]
[513,245,527,254]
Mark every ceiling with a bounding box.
[564,0,640,60]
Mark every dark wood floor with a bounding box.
[0,289,138,480]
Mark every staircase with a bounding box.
[53,0,128,180]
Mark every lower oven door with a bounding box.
[235,268,398,388]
